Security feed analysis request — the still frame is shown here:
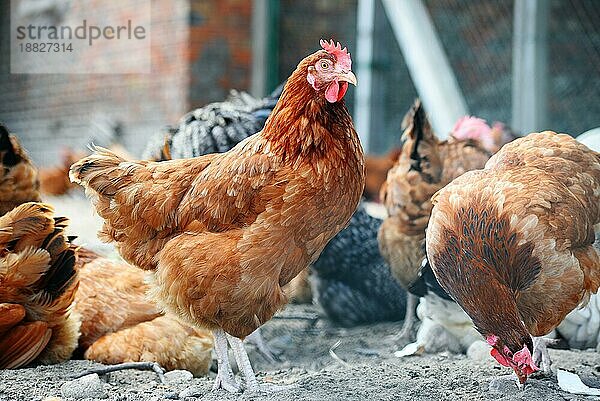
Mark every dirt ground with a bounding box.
[3,194,600,401]
[2,303,600,401]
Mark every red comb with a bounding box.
[320,39,351,71]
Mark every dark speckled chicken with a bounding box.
[143,85,284,161]
[311,205,407,326]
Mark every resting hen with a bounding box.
[70,39,364,393]
[378,100,492,342]
[426,132,600,385]
[0,124,41,216]
[311,204,407,326]
[0,202,80,368]
[74,254,213,377]
[0,130,215,374]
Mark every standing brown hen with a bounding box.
[70,39,364,393]
[378,100,492,342]
[426,132,600,385]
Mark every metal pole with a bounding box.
[381,0,468,138]
[512,0,548,134]
[251,0,268,97]
[354,0,375,152]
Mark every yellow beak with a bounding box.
[339,70,358,86]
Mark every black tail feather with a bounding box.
[0,123,20,167]
[34,248,77,301]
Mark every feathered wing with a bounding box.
[0,303,51,368]
[142,83,284,162]
[69,147,216,269]
[0,203,80,368]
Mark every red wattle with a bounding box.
[325,81,340,103]
[490,348,511,367]
[337,82,349,101]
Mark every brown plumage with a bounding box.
[0,202,80,369]
[74,257,161,350]
[426,131,600,384]
[378,101,491,324]
[83,315,213,376]
[70,40,364,392]
[39,149,86,196]
[364,148,401,202]
[74,256,213,376]
[0,124,41,216]
[0,125,213,375]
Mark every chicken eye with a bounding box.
[320,60,330,70]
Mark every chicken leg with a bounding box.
[245,328,282,363]
[532,336,557,374]
[226,333,292,393]
[212,329,240,393]
[394,293,419,344]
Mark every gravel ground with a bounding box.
[5,193,599,400]
[2,304,600,401]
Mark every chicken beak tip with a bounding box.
[340,71,357,86]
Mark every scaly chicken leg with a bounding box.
[245,329,281,363]
[226,333,291,393]
[395,293,419,343]
[532,336,557,374]
[212,329,240,393]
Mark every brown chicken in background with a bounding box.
[0,129,214,374]
[39,149,87,196]
[0,124,41,216]
[378,100,493,342]
[0,202,80,368]
[364,148,401,202]
[70,39,364,393]
[74,253,213,376]
[426,132,600,385]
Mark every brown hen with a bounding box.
[0,202,80,368]
[75,255,213,376]
[426,132,600,385]
[0,124,41,216]
[378,100,492,342]
[39,149,87,196]
[70,39,364,393]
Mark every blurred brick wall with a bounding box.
[0,0,253,166]
[188,0,252,108]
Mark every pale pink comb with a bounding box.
[320,39,352,71]
[451,116,496,152]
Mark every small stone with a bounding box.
[179,386,205,398]
[467,340,492,362]
[488,375,519,394]
[164,370,194,385]
[61,374,108,399]
[164,391,179,399]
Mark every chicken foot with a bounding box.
[532,336,557,374]
[212,329,241,393]
[226,333,292,393]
